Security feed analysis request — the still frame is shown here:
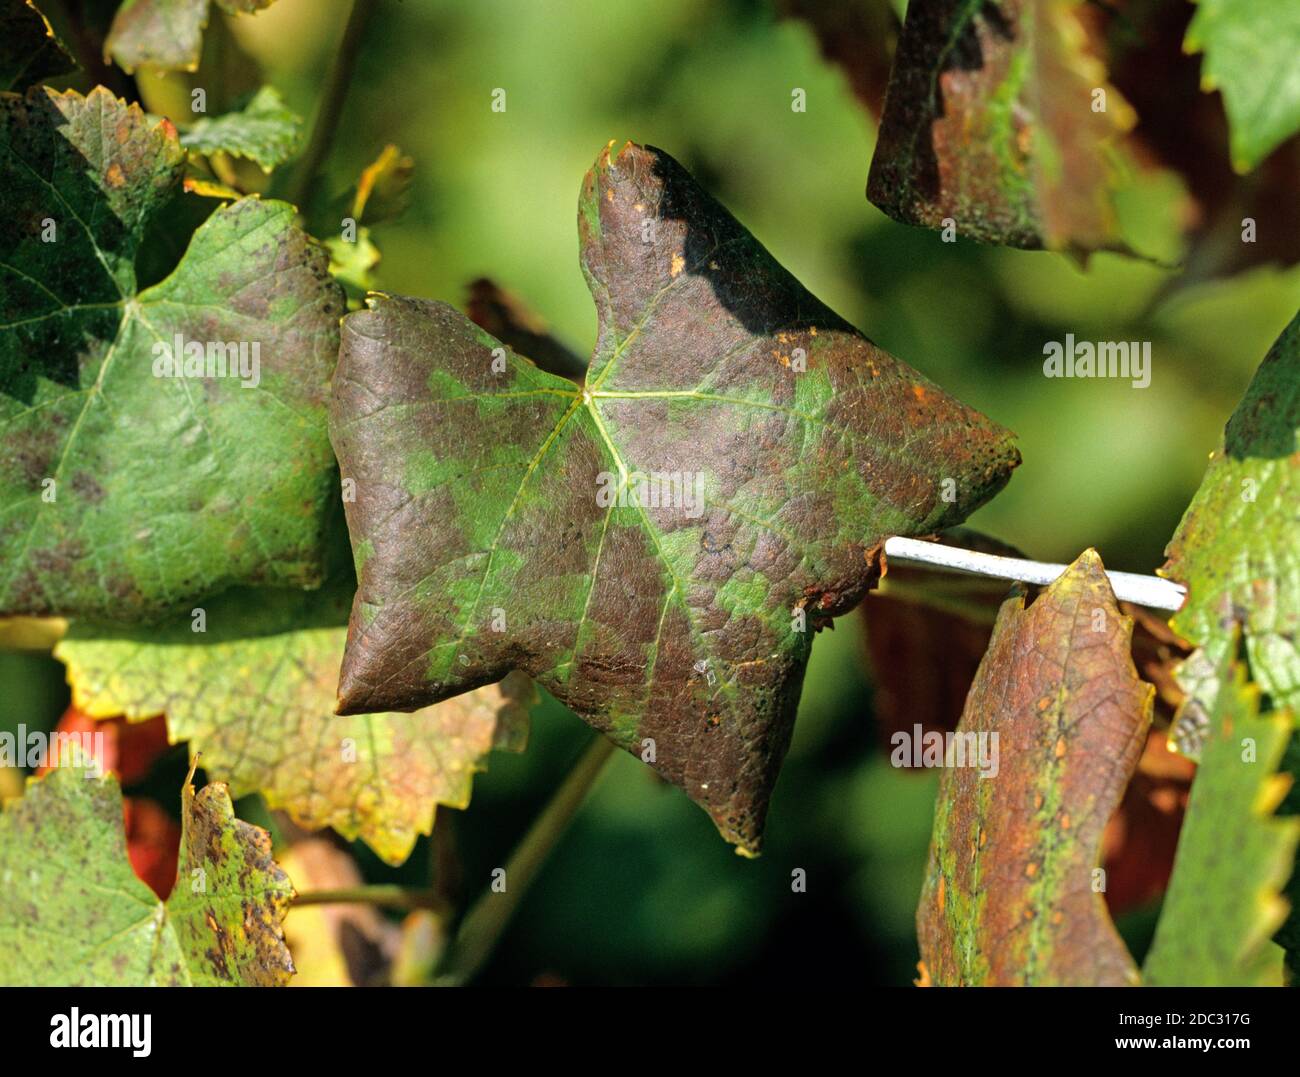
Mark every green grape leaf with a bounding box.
[868,0,1135,253]
[1160,310,1300,982]
[180,86,303,172]
[916,551,1150,986]
[1142,653,1298,985]
[0,86,344,620]
[55,571,532,866]
[328,140,1019,853]
[0,763,295,985]
[1185,0,1300,173]
[1163,312,1300,715]
[0,1,75,91]
[106,0,276,74]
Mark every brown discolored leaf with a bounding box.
[868,0,1135,254]
[864,535,1190,914]
[917,550,1151,985]
[863,531,1189,744]
[329,141,1019,853]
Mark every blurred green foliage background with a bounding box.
[5,0,1299,985]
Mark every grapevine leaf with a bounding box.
[1160,310,1300,981]
[868,0,1135,253]
[1184,0,1300,173]
[1142,653,1298,985]
[0,1,75,91]
[329,140,1019,853]
[916,550,1150,986]
[0,87,345,620]
[1162,312,1300,714]
[56,572,532,865]
[0,763,294,985]
[106,0,276,74]
[180,86,303,172]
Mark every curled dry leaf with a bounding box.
[865,535,1192,915]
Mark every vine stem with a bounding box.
[292,885,442,911]
[285,0,379,210]
[882,536,1187,611]
[436,736,617,985]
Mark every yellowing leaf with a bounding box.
[56,572,531,865]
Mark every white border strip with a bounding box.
[882,536,1187,611]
